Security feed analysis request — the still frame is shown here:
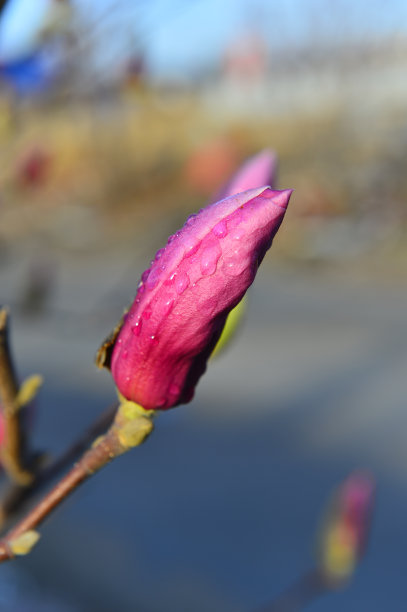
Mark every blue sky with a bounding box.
[1,0,407,74]
[76,0,407,76]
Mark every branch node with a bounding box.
[9,530,40,556]
[15,375,43,411]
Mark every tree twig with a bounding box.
[0,406,154,562]
[0,307,35,485]
[255,569,329,612]
[0,403,118,530]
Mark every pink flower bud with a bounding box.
[336,471,375,561]
[107,185,292,410]
[318,471,375,582]
[218,149,278,200]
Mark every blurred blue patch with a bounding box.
[0,47,59,94]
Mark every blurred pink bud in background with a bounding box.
[218,149,277,200]
[318,471,376,583]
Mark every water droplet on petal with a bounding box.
[155,248,165,260]
[224,261,237,275]
[230,227,245,241]
[131,319,143,335]
[174,271,190,295]
[146,266,161,290]
[183,238,200,258]
[200,243,222,276]
[185,213,197,225]
[142,269,151,283]
[162,298,175,316]
[167,231,181,245]
[150,335,159,345]
[223,258,245,277]
[141,308,153,320]
[122,349,129,359]
[212,220,228,238]
[142,308,152,320]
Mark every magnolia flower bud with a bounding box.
[318,471,375,583]
[217,149,277,201]
[99,185,292,410]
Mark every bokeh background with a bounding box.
[0,0,406,610]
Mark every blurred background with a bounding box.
[0,0,406,610]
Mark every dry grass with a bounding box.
[0,91,406,279]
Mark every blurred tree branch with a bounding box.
[0,403,153,562]
[0,402,117,529]
[0,307,37,486]
[0,306,147,546]
[255,569,328,612]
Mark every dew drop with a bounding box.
[141,269,150,283]
[146,266,161,290]
[230,227,245,241]
[200,243,222,276]
[174,271,190,295]
[142,308,152,320]
[212,220,228,238]
[162,298,175,316]
[223,259,245,277]
[183,238,200,258]
[150,335,159,345]
[224,261,236,274]
[122,349,129,359]
[167,231,181,245]
[155,248,165,261]
[131,319,143,335]
[185,213,197,225]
